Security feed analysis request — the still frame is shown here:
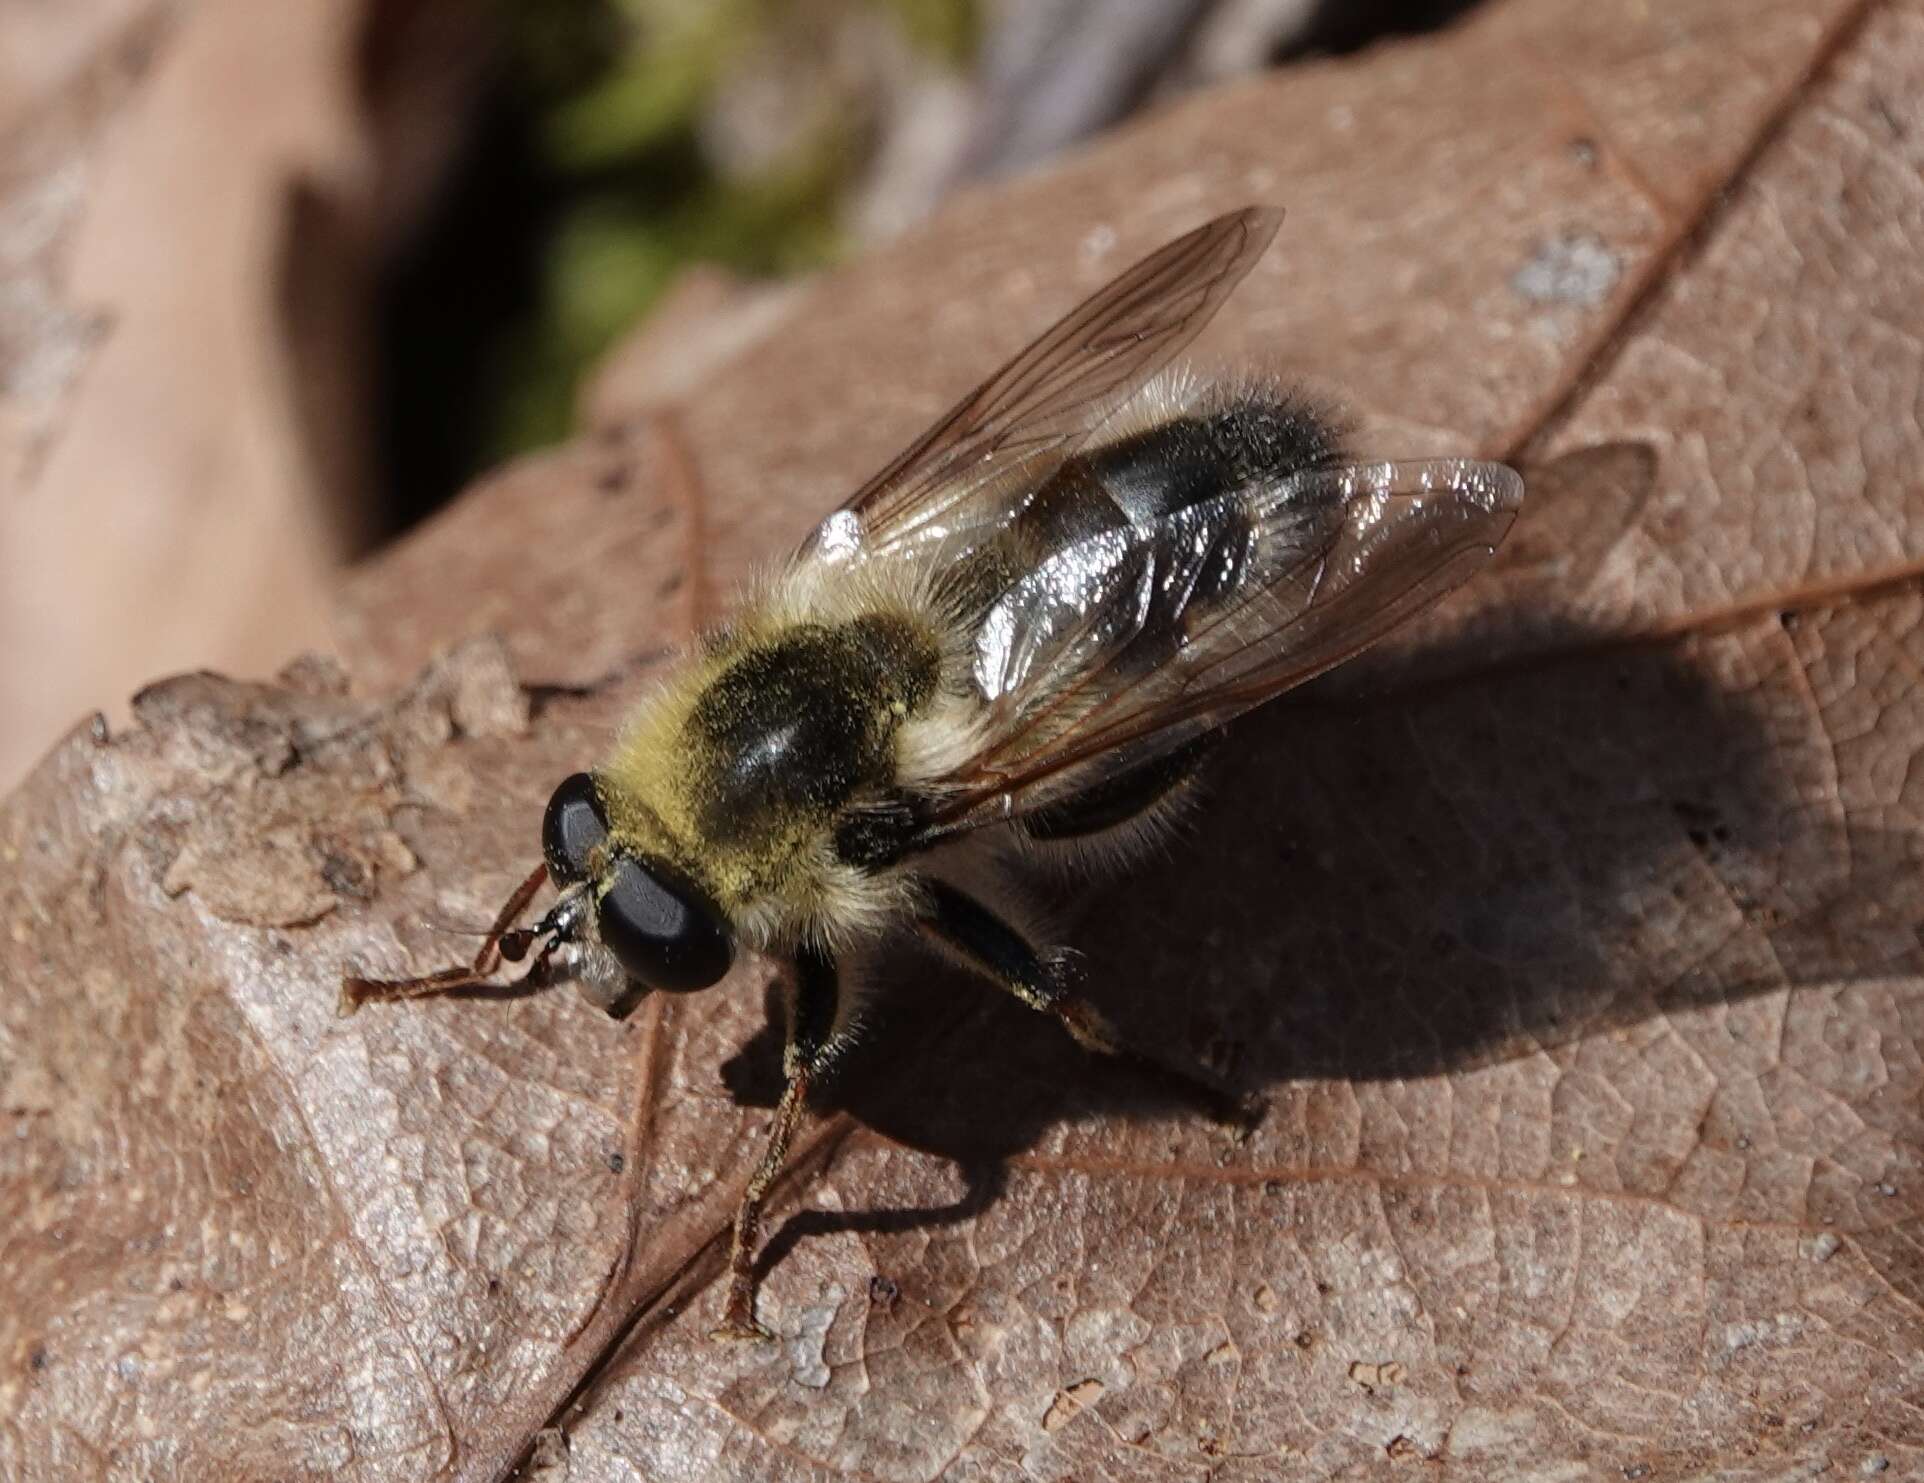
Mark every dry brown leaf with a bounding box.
[5,1,1923,1479]
[0,0,486,792]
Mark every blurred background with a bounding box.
[0,0,1481,790]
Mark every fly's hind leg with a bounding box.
[714,940,852,1342]
[914,878,1262,1136]
[1020,729,1223,847]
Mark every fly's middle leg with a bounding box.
[913,876,1261,1135]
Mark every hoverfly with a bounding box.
[343,207,1523,1339]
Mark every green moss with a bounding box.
[488,115,849,459]
[380,0,974,523]
[542,0,761,170]
[877,0,977,65]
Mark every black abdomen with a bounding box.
[940,390,1344,627]
[1043,392,1340,546]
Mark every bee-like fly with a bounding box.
[344,207,1524,1339]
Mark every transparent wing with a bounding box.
[802,206,1285,566]
[930,459,1525,828]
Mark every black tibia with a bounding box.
[913,880,1260,1131]
[782,940,841,1074]
[916,880,1061,1012]
[1022,729,1223,842]
[716,940,851,1341]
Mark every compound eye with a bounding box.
[542,772,607,883]
[596,855,733,992]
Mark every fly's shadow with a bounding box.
[723,441,1920,1203]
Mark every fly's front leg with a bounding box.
[914,879,1262,1136]
[713,940,850,1341]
